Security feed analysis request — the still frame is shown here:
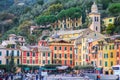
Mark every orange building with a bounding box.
[49,39,75,67]
[115,39,120,65]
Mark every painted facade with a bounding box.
[21,40,51,66]
[103,17,115,27]
[38,40,51,66]
[52,17,82,30]
[49,40,74,67]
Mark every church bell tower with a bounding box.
[89,2,101,33]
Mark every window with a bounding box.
[6,50,9,56]
[109,19,112,22]
[61,24,62,28]
[96,27,97,31]
[110,52,113,58]
[117,52,119,57]
[109,45,111,50]
[17,51,19,56]
[27,60,29,64]
[70,47,72,50]
[54,54,57,58]
[48,60,50,64]
[11,50,14,56]
[65,54,67,58]
[43,53,45,57]
[59,54,61,58]
[70,54,72,58]
[105,46,107,50]
[105,61,108,67]
[54,46,57,50]
[17,59,19,64]
[27,52,30,56]
[48,53,50,57]
[97,17,99,21]
[76,23,78,26]
[95,17,96,21]
[76,62,77,65]
[33,60,35,64]
[112,45,114,49]
[0,52,2,56]
[6,59,9,64]
[64,60,67,65]
[100,60,102,66]
[59,47,61,50]
[64,47,67,50]
[111,61,113,66]
[117,44,119,49]
[101,46,103,50]
[42,60,45,64]
[70,60,72,65]
[33,52,35,56]
[104,54,108,58]
[0,60,1,64]
[68,24,69,27]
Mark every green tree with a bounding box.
[48,3,63,15]
[106,24,115,35]
[36,15,57,26]
[57,7,81,20]
[37,0,44,5]
[27,35,37,45]
[108,3,120,16]
[114,16,120,34]
[18,21,33,36]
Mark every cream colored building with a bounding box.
[52,17,82,30]
[103,17,115,27]
[89,2,101,33]
[0,45,6,65]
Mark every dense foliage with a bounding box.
[0,0,120,44]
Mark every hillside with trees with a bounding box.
[0,0,120,44]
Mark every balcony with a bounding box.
[5,56,21,58]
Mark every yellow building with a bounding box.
[52,17,82,30]
[74,39,82,66]
[102,38,116,74]
[103,17,115,27]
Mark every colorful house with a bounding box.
[21,40,52,66]
[38,40,52,66]
[103,17,115,27]
[21,46,39,66]
[52,17,82,30]
[49,39,74,67]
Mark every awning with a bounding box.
[24,67,30,71]
[57,66,68,70]
[96,68,102,71]
[41,67,56,70]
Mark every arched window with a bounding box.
[95,17,96,21]
[96,26,98,31]
[97,17,99,22]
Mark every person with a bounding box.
[116,75,119,80]
[36,74,39,80]
[96,74,100,80]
